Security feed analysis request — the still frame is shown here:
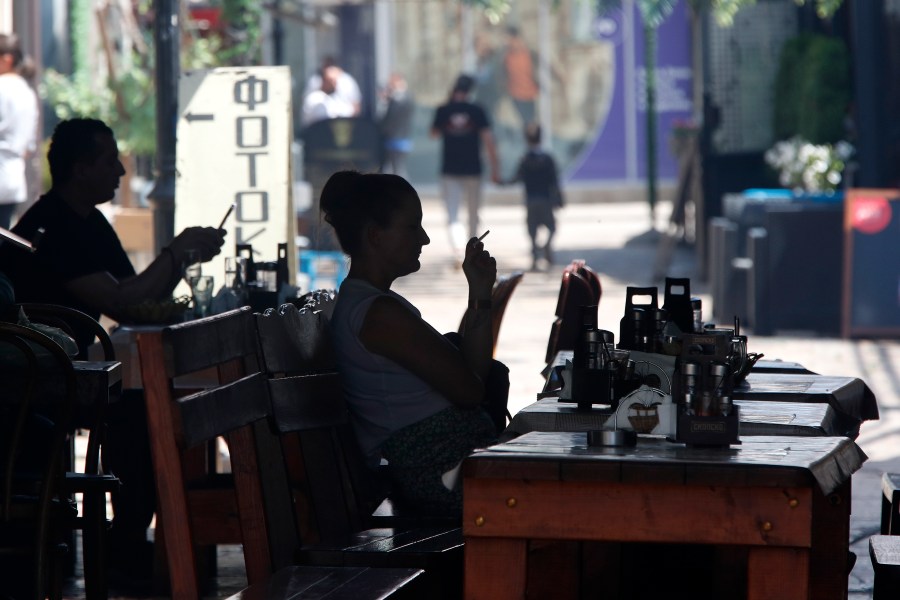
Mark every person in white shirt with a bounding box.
[304,56,361,116]
[0,33,38,229]
[301,65,357,127]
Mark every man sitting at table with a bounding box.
[0,117,226,587]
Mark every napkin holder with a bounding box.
[673,333,740,446]
[559,360,619,410]
[602,385,676,437]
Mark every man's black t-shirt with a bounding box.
[431,100,491,176]
[0,190,135,350]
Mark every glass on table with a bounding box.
[189,275,215,319]
[182,249,202,284]
[224,257,248,289]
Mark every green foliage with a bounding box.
[773,34,850,144]
[40,66,157,157]
[218,0,263,65]
[686,0,844,26]
[461,0,512,24]
[41,3,232,160]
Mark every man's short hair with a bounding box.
[47,118,115,185]
[0,33,23,67]
[525,122,542,145]
[453,74,475,95]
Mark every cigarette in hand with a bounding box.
[477,230,490,241]
[218,203,236,229]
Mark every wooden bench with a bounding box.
[256,305,464,599]
[139,307,425,599]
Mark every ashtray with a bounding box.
[588,429,637,447]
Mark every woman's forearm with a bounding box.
[461,296,493,381]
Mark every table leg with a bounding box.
[747,547,809,599]
[810,480,852,600]
[465,538,527,600]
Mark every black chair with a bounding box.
[0,322,78,600]
[5,303,120,599]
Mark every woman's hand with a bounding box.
[463,235,497,299]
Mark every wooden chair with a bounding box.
[6,303,120,600]
[458,272,525,358]
[578,264,602,305]
[137,307,272,598]
[138,306,426,600]
[224,565,424,600]
[0,322,78,600]
[545,267,597,363]
[256,306,464,599]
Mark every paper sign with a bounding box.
[175,66,295,291]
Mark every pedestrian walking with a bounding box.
[503,123,564,271]
[0,33,38,229]
[430,74,500,264]
[378,72,415,177]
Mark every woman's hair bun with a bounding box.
[320,170,362,225]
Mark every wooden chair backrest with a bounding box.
[488,271,524,355]
[137,306,297,598]
[578,265,602,306]
[256,302,336,374]
[256,305,386,544]
[546,269,596,363]
[458,271,526,357]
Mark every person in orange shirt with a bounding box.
[503,26,539,128]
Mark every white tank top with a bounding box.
[331,277,452,465]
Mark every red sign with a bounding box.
[851,195,892,235]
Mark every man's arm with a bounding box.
[64,226,225,320]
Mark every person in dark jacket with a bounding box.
[378,72,415,177]
[504,122,564,271]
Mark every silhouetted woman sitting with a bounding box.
[321,170,508,517]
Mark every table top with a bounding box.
[504,397,839,440]
[735,371,878,421]
[465,431,866,495]
[0,358,121,408]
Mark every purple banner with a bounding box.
[569,1,693,182]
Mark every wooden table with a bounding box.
[735,372,878,437]
[504,397,840,441]
[0,358,121,409]
[463,432,865,600]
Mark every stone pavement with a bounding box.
[394,191,900,599]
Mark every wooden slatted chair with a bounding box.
[224,565,424,600]
[545,267,596,363]
[256,305,464,599]
[137,306,425,600]
[137,307,273,598]
[457,271,525,358]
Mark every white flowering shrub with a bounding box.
[764,136,854,193]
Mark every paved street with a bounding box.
[395,191,900,599]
